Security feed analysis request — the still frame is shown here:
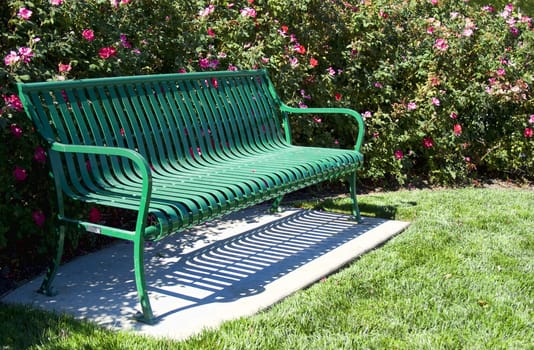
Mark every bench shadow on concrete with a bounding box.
[3,207,402,331]
[145,209,386,322]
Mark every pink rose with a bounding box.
[18,8,32,20]
[434,38,449,51]
[199,4,215,17]
[3,94,23,111]
[82,29,95,41]
[58,63,72,73]
[32,210,46,227]
[13,166,28,181]
[18,47,34,63]
[199,58,210,69]
[4,51,20,66]
[10,124,22,138]
[240,7,257,18]
[423,137,434,149]
[34,146,47,164]
[454,124,462,136]
[99,46,117,59]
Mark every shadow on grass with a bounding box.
[0,302,103,349]
[302,198,417,220]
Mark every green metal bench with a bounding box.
[17,69,364,324]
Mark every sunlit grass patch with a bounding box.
[1,188,532,349]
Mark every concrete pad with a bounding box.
[2,206,409,340]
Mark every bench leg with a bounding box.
[270,195,284,213]
[38,224,66,296]
[133,235,156,324]
[348,172,362,222]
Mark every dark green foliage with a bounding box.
[0,0,532,276]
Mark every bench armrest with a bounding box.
[50,142,153,235]
[279,104,365,151]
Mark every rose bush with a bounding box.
[0,0,532,270]
[337,0,533,184]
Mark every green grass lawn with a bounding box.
[1,187,532,349]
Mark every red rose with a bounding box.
[99,46,117,59]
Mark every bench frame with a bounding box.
[18,70,364,324]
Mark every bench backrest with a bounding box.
[18,70,288,171]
